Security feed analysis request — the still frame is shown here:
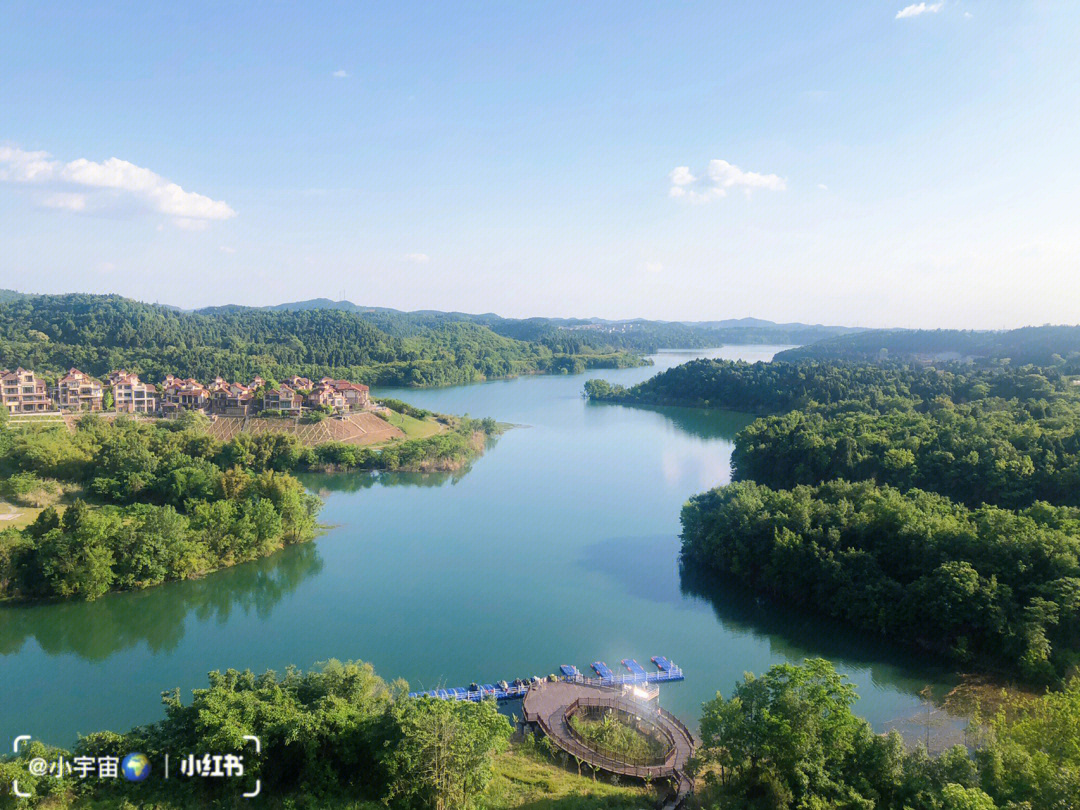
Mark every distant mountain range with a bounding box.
[192,297,862,343]
[776,326,1080,369]
[0,288,864,356]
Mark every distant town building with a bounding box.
[1,368,52,414]
[106,369,132,387]
[284,375,313,391]
[306,381,347,412]
[0,367,373,418]
[56,368,104,411]
[210,381,255,416]
[111,372,159,414]
[261,384,303,415]
[161,377,210,414]
[325,379,370,409]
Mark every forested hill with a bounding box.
[0,293,640,386]
[584,357,1075,414]
[196,296,860,351]
[775,325,1080,368]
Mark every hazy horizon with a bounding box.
[3,2,1078,329]
[7,287,1080,333]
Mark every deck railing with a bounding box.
[535,710,674,778]
[565,696,677,768]
[408,662,684,701]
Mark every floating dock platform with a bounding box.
[408,656,684,702]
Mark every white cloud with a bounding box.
[669,166,696,187]
[403,253,431,263]
[896,2,944,19]
[668,159,786,203]
[818,183,829,190]
[0,144,236,228]
[37,191,88,211]
[219,245,237,254]
[332,69,349,78]
[641,261,664,273]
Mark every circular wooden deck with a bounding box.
[521,681,695,803]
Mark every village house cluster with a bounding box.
[1,368,371,417]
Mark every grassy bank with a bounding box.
[484,744,659,809]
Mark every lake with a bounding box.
[1,346,958,746]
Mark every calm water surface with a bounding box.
[1,346,957,745]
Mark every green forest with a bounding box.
[195,295,857,352]
[2,657,1077,809]
[0,411,498,602]
[682,480,1080,682]
[584,358,1073,414]
[774,325,1080,370]
[694,658,1080,810]
[0,294,641,387]
[0,660,514,810]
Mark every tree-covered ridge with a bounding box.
[775,324,1080,369]
[733,396,1080,510]
[200,295,861,350]
[0,293,640,387]
[681,480,1080,682]
[585,358,1074,414]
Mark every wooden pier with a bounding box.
[521,680,696,807]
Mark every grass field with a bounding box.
[483,744,658,809]
[0,484,79,530]
[0,502,48,530]
[378,409,445,439]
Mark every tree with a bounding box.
[385,697,510,810]
[697,658,877,808]
[941,784,998,810]
[33,500,117,599]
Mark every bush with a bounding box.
[1,471,58,507]
[377,398,432,419]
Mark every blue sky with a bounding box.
[2,1,1078,327]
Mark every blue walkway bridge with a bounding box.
[407,655,685,702]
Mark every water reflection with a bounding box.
[584,401,756,442]
[0,542,323,661]
[580,534,957,700]
[297,468,466,495]
[678,561,959,697]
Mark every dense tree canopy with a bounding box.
[590,355,1080,682]
[0,659,511,809]
[732,396,1080,510]
[585,358,1074,415]
[682,480,1080,681]
[0,416,321,601]
[774,325,1080,369]
[695,659,1080,810]
[0,293,640,387]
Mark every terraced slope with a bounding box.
[204,411,406,446]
